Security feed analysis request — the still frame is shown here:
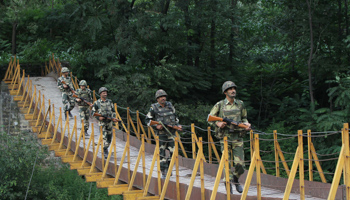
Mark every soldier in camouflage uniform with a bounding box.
[75,80,92,136]
[57,67,75,120]
[208,81,251,194]
[91,87,117,159]
[145,89,182,179]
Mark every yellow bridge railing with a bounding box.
[3,56,350,200]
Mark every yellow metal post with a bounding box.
[327,145,345,200]
[175,137,180,200]
[142,136,160,197]
[208,127,212,163]
[184,137,205,200]
[191,123,196,159]
[307,130,313,181]
[256,134,261,200]
[223,136,231,199]
[250,130,254,159]
[343,123,350,199]
[283,147,300,200]
[298,130,305,200]
[274,130,280,177]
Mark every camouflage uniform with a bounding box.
[91,98,116,151]
[209,98,248,181]
[75,87,92,132]
[145,101,179,173]
[57,75,75,113]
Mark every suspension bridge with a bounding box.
[2,55,350,200]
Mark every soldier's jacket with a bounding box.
[75,88,92,107]
[57,76,74,94]
[145,101,179,130]
[209,98,248,138]
[91,98,116,122]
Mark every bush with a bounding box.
[0,130,122,200]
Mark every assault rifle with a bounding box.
[72,93,92,107]
[61,80,75,93]
[93,113,120,122]
[149,120,183,131]
[207,115,251,130]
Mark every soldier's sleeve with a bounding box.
[145,107,155,126]
[171,104,180,125]
[57,78,65,92]
[208,102,220,126]
[111,101,116,118]
[74,89,80,102]
[241,102,249,123]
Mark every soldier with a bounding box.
[91,87,118,159]
[75,80,92,136]
[208,81,251,194]
[57,67,75,120]
[145,89,182,179]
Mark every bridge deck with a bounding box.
[27,76,325,200]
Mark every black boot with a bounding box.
[233,176,243,193]
[104,148,108,159]
[223,181,234,194]
[161,169,167,179]
[84,129,89,137]
[65,111,69,120]
[68,111,73,118]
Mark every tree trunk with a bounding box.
[306,0,315,107]
[210,0,216,69]
[345,0,349,35]
[181,0,193,66]
[11,22,17,56]
[158,0,171,62]
[229,0,237,66]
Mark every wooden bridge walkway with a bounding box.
[19,75,328,200]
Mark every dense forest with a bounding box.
[1,0,350,187]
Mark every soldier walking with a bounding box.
[57,67,75,120]
[145,89,182,179]
[91,87,117,158]
[75,80,92,136]
[208,81,251,194]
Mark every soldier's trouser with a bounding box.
[99,120,114,150]
[79,106,90,131]
[158,133,175,171]
[220,137,244,181]
[62,93,75,112]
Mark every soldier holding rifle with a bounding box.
[74,80,92,136]
[145,89,182,179]
[57,67,75,120]
[208,81,251,194]
[91,87,118,159]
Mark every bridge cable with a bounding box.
[24,152,38,200]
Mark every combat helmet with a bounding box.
[61,67,69,73]
[222,81,237,94]
[99,87,108,94]
[79,80,87,86]
[155,89,167,99]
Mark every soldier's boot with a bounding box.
[233,176,243,193]
[104,148,108,159]
[68,111,73,118]
[84,129,89,137]
[161,169,167,179]
[65,111,69,120]
[223,181,234,194]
